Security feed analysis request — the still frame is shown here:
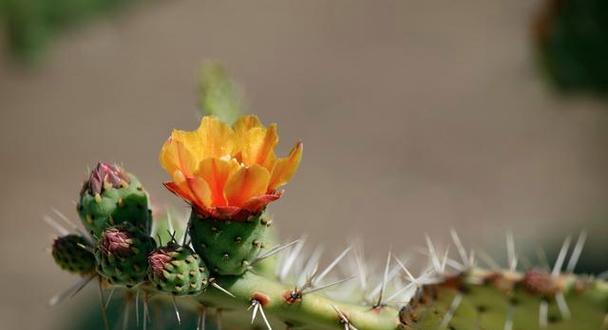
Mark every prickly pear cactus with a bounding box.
[96,223,156,287]
[46,65,608,330]
[189,212,272,275]
[52,234,96,275]
[77,162,151,238]
[148,243,210,296]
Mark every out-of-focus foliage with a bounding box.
[533,0,608,95]
[198,63,243,125]
[0,0,137,63]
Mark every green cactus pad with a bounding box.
[96,224,156,287]
[77,162,151,238]
[406,271,608,330]
[189,211,271,275]
[52,234,96,275]
[148,243,209,296]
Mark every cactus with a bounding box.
[52,234,96,275]
[47,65,607,330]
[77,162,152,238]
[189,211,272,275]
[96,223,156,287]
[148,242,210,296]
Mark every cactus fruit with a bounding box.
[77,162,151,238]
[189,211,272,275]
[51,234,96,275]
[95,223,156,287]
[148,243,210,296]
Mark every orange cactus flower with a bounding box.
[160,115,302,220]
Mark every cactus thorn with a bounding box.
[539,300,549,328]
[252,239,301,265]
[48,273,95,307]
[249,299,272,330]
[171,295,182,325]
[97,279,110,330]
[196,306,207,330]
[566,230,587,273]
[210,280,235,298]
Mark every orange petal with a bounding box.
[195,157,240,206]
[186,176,213,209]
[233,115,262,135]
[224,164,270,207]
[268,142,302,191]
[164,181,196,205]
[196,116,235,158]
[242,124,278,169]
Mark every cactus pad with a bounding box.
[95,223,156,287]
[189,211,271,275]
[148,243,209,296]
[77,162,151,237]
[51,234,96,275]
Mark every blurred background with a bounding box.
[1,0,607,329]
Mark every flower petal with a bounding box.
[241,124,278,169]
[268,142,302,191]
[242,192,282,213]
[186,177,213,209]
[160,138,198,177]
[224,164,270,207]
[233,114,262,134]
[196,116,235,158]
[196,157,240,206]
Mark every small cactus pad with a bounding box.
[96,224,156,287]
[189,211,271,275]
[77,162,151,237]
[148,243,209,296]
[52,234,96,275]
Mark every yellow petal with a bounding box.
[160,138,198,177]
[224,164,270,206]
[269,142,302,191]
[195,157,240,206]
[241,124,279,169]
[196,116,235,158]
[233,115,262,135]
